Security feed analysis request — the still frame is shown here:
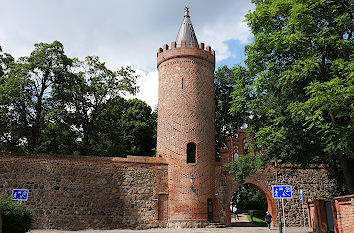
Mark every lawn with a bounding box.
[247,214,267,227]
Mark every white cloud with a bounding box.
[134,70,158,109]
[0,0,254,108]
[200,14,251,62]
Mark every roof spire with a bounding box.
[184,5,190,17]
[176,6,198,47]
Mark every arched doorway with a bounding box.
[225,180,277,226]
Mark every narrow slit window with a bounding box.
[187,143,196,164]
[181,78,184,89]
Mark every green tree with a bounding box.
[214,65,249,159]
[89,97,156,157]
[229,0,353,194]
[232,184,267,212]
[0,41,73,152]
[1,42,145,156]
[48,56,139,156]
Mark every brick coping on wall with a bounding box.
[333,194,354,200]
[0,152,168,165]
[0,152,328,169]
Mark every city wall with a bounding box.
[0,152,339,229]
[0,153,168,230]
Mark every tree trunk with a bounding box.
[329,114,354,194]
[339,152,354,194]
[28,125,40,153]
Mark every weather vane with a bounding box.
[184,5,190,17]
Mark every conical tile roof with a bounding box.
[176,6,198,46]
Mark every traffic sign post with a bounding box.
[272,185,292,199]
[11,189,29,203]
[300,189,306,228]
[272,185,292,233]
[282,198,286,233]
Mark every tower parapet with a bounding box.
[157,41,215,69]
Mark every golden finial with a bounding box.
[184,5,190,17]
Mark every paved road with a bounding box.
[30,214,312,233]
[30,227,312,233]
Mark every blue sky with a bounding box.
[216,39,250,68]
[0,0,254,108]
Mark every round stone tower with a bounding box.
[156,7,216,225]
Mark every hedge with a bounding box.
[0,196,35,233]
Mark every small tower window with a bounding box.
[182,78,184,89]
[233,153,239,161]
[187,142,196,164]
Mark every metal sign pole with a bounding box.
[282,198,286,233]
[302,199,306,228]
[300,189,306,228]
[275,165,282,233]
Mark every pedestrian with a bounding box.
[265,211,272,230]
[250,210,254,223]
[232,205,239,220]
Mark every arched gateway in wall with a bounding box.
[214,138,278,226]
[223,171,277,226]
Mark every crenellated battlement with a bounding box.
[157,40,215,68]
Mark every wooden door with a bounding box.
[158,194,168,220]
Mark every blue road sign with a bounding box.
[12,189,29,201]
[272,185,292,199]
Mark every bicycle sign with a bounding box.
[12,189,29,201]
[272,185,292,199]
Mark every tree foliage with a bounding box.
[228,0,353,193]
[214,66,247,158]
[85,97,156,157]
[0,195,35,233]
[232,184,267,212]
[0,41,73,152]
[0,41,156,157]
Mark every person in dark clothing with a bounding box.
[265,211,272,230]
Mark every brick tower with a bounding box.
[156,6,216,226]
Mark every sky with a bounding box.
[0,0,254,108]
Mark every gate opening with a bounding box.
[228,183,276,227]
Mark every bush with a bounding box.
[0,196,35,233]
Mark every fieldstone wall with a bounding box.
[0,153,168,230]
[216,162,339,227]
[0,152,340,229]
[275,165,339,227]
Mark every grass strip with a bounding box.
[247,215,267,227]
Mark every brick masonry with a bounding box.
[332,195,354,233]
[156,41,216,223]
